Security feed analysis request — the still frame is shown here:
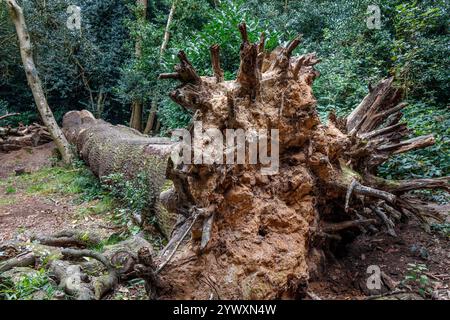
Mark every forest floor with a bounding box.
[0,143,448,300]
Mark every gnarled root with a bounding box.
[31,230,101,248]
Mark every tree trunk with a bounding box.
[143,0,177,135]
[6,0,74,164]
[143,100,157,135]
[130,0,148,132]
[160,0,177,56]
[63,24,448,300]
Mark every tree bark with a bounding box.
[6,0,74,164]
[160,0,177,56]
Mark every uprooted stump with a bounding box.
[62,24,448,299]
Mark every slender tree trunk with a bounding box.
[160,0,177,56]
[130,0,148,132]
[6,0,74,164]
[143,0,177,135]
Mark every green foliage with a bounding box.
[1,0,449,180]
[0,160,106,212]
[0,269,56,300]
[5,164,103,201]
[179,0,282,77]
[0,0,133,125]
[431,223,450,238]
[403,263,433,297]
[379,103,449,179]
[101,172,154,236]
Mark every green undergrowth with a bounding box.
[0,269,57,300]
[1,161,104,201]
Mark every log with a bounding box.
[31,230,101,248]
[62,110,173,216]
[0,252,35,273]
[0,123,52,152]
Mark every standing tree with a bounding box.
[130,0,148,132]
[143,0,178,135]
[6,0,74,164]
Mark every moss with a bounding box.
[339,161,362,185]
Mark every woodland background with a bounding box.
[0,0,448,181]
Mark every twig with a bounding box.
[366,289,408,300]
[345,178,358,212]
[156,213,199,274]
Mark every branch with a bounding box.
[321,219,376,233]
[159,51,201,84]
[158,73,180,80]
[238,22,249,43]
[347,77,395,133]
[257,32,265,54]
[175,51,201,84]
[236,23,260,100]
[377,134,435,155]
[353,181,397,204]
[0,113,20,121]
[372,207,397,237]
[286,34,301,57]
[366,175,450,194]
[210,44,224,83]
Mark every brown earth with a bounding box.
[0,143,117,243]
[309,213,449,300]
[0,142,55,179]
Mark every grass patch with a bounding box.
[1,162,105,202]
[76,195,115,218]
[5,185,16,194]
[0,198,16,206]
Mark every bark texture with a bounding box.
[62,110,174,234]
[6,0,74,164]
[63,25,448,300]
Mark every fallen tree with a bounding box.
[62,24,448,299]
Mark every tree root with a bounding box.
[1,234,159,300]
[31,230,101,248]
[0,252,35,273]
